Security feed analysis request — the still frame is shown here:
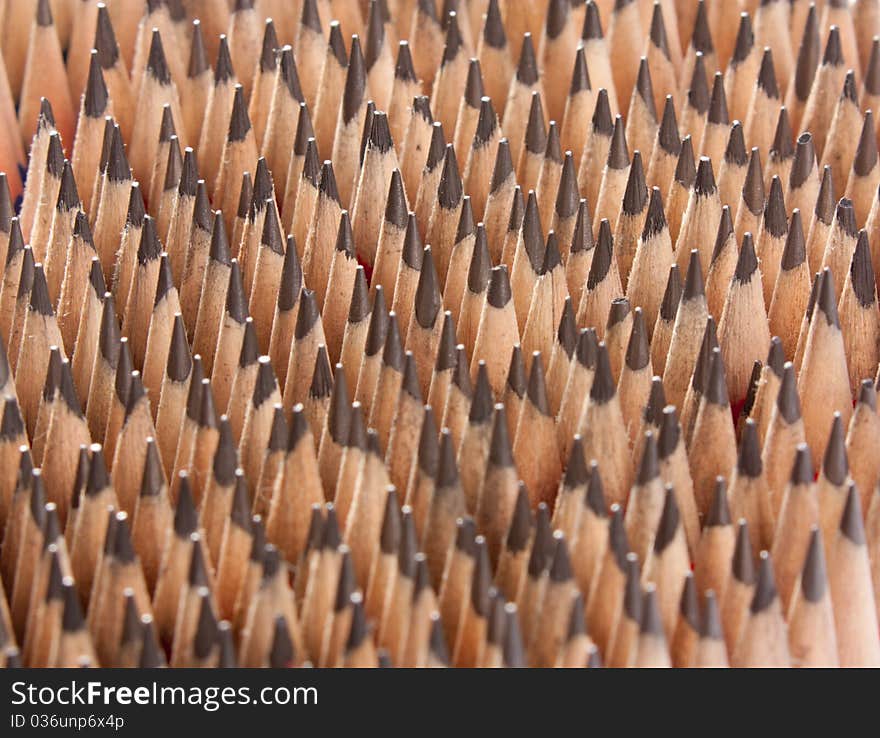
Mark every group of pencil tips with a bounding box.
[1,0,880,669]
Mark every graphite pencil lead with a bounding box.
[823,413,848,486]
[738,419,763,477]
[688,56,710,114]
[385,171,408,229]
[590,342,616,404]
[801,527,826,602]
[813,166,835,227]
[734,232,759,283]
[817,267,840,327]
[741,148,764,215]
[841,483,865,544]
[724,122,746,166]
[751,551,778,613]
[658,97,681,155]
[608,116,629,169]
[854,113,879,177]
[623,152,648,215]
[781,210,806,269]
[659,265,682,321]
[506,346,526,398]
[683,249,705,300]
[851,232,876,307]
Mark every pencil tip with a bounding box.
[29,263,53,316]
[801,527,827,603]
[57,161,80,210]
[815,181,837,242]
[429,613,450,665]
[438,145,463,209]
[139,622,165,668]
[643,377,667,429]
[734,232,759,283]
[173,473,199,538]
[85,52,109,118]
[788,133,815,193]
[732,12,754,64]
[824,26,843,66]
[822,413,849,486]
[658,97,681,156]
[563,436,589,490]
[723,123,747,172]
[342,36,366,125]
[590,341,616,404]
[608,116,629,169]
[495,344,520,401]
[0,397,22,441]
[851,230,877,308]
[818,266,841,328]
[489,403,514,468]
[526,354,551,416]
[751,551,778,613]
[672,573,697,632]
[146,28,171,85]
[622,151,648,215]
[193,595,219,661]
[637,431,659,485]
[858,379,877,411]
[382,172,408,232]
[61,579,85,633]
[683,249,705,300]
[706,348,728,405]
[269,616,295,668]
[636,58,657,120]
[841,483,865,544]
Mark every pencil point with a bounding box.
[653,485,680,552]
[657,97,680,156]
[269,616,295,668]
[327,364,351,445]
[146,28,171,85]
[623,151,648,215]
[590,342,616,404]
[85,52,109,118]
[636,58,657,120]
[724,122,746,169]
[732,13,754,65]
[851,231,877,308]
[734,233,759,283]
[57,161,80,210]
[489,404,514,467]
[859,379,877,411]
[191,593,219,662]
[683,249,705,301]
[343,36,366,125]
[823,413,848,486]
[679,573,699,629]
[751,551,778,613]
[587,219,613,289]
[29,264,53,316]
[506,345,526,398]
[608,116,629,169]
[575,328,599,369]
[841,483,865,544]
[801,527,827,603]
[174,473,199,538]
[403,352,422,400]
[487,265,512,308]
[817,266,841,328]
[659,264,682,321]
[379,487,401,555]
[694,156,716,197]
[563,436,589,489]
[637,431,660,485]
